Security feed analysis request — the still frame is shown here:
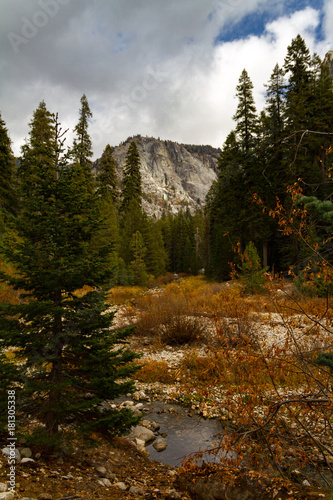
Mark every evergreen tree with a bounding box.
[264,64,286,141]
[0,113,17,215]
[206,131,245,278]
[130,230,148,286]
[233,69,258,153]
[237,241,268,294]
[96,144,119,204]
[0,104,140,445]
[120,141,142,213]
[141,214,166,277]
[70,94,94,190]
[284,35,311,98]
[119,198,145,266]
[283,38,333,194]
[19,101,56,197]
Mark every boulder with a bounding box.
[114,482,127,491]
[0,493,15,500]
[96,466,107,477]
[129,425,155,444]
[20,447,33,458]
[153,438,167,452]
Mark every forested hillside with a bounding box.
[206,35,333,279]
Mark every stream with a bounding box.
[140,401,227,467]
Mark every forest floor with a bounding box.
[1,276,333,499]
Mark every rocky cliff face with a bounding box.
[324,50,333,78]
[98,135,219,217]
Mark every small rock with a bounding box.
[122,400,134,407]
[20,447,32,458]
[106,472,117,481]
[168,470,177,477]
[0,493,15,500]
[166,490,181,499]
[151,421,160,431]
[21,458,36,465]
[129,485,145,495]
[1,447,21,462]
[96,466,107,478]
[153,438,167,452]
[302,479,311,487]
[133,390,146,401]
[98,478,112,487]
[134,438,146,453]
[0,486,7,493]
[37,494,53,500]
[141,419,152,429]
[129,425,155,444]
[132,408,142,417]
[114,482,127,491]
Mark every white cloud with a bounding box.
[0,1,331,157]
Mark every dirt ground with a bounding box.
[0,438,191,500]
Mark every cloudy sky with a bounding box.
[0,0,332,159]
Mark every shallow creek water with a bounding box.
[141,401,226,467]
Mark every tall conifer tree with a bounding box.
[120,141,142,213]
[97,144,119,204]
[0,103,140,445]
[0,113,17,215]
[70,94,94,191]
[233,69,258,154]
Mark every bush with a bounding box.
[135,360,176,383]
[237,241,268,294]
[160,315,206,346]
[294,270,333,297]
[214,317,258,349]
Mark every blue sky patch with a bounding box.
[215,0,324,44]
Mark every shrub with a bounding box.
[160,315,206,346]
[237,241,268,294]
[135,360,176,383]
[106,286,146,305]
[214,317,258,349]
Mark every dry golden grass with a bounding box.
[135,359,178,384]
[180,345,325,391]
[106,285,146,305]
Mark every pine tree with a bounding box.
[237,241,268,294]
[96,144,119,204]
[0,113,17,215]
[0,104,140,446]
[70,94,94,190]
[141,214,166,277]
[284,35,311,98]
[283,39,333,194]
[130,230,148,286]
[19,101,56,197]
[120,141,142,213]
[264,64,285,141]
[206,131,245,278]
[233,69,258,153]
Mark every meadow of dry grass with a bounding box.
[108,275,333,487]
[2,268,333,488]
